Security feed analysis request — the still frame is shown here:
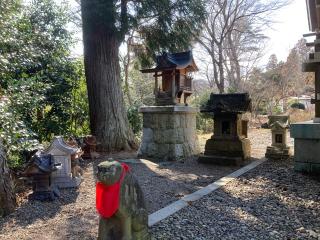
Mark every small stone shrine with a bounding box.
[96,161,149,240]
[198,93,251,165]
[265,115,291,160]
[21,153,60,201]
[44,137,82,188]
[291,0,320,174]
[138,51,200,162]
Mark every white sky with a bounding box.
[261,0,309,65]
[70,0,309,67]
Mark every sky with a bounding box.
[69,0,309,67]
[261,0,309,65]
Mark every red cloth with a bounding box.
[96,163,130,218]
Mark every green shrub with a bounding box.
[127,103,142,134]
[291,102,305,110]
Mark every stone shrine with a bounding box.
[44,137,82,188]
[138,51,200,162]
[265,115,291,160]
[291,0,320,174]
[198,93,251,165]
[21,153,60,201]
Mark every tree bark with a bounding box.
[0,140,16,217]
[81,2,137,152]
[124,38,133,105]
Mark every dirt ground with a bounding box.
[0,129,295,240]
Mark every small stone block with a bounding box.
[198,154,242,166]
[294,162,311,173]
[310,163,320,174]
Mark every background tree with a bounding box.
[80,0,205,151]
[196,0,288,93]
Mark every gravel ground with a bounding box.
[0,163,99,240]
[128,159,240,213]
[151,160,320,240]
[1,128,318,240]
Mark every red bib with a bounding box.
[96,163,130,218]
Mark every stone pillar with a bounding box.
[138,106,200,162]
[291,122,320,174]
[315,65,320,121]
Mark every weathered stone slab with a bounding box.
[198,155,243,166]
[199,137,250,165]
[291,121,320,139]
[139,106,198,114]
[294,139,320,164]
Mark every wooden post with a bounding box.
[154,71,158,95]
[172,69,176,99]
[315,66,320,119]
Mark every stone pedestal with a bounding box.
[138,106,200,162]
[265,146,291,160]
[198,136,251,165]
[291,121,320,174]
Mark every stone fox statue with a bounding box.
[96,161,150,240]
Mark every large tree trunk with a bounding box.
[81,2,137,152]
[0,140,16,217]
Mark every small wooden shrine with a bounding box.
[45,137,82,188]
[198,93,251,165]
[141,51,198,106]
[265,115,291,160]
[82,135,98,159]
[21,153,60,201]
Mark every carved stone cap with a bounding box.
[268,115,290,129]
[45,136,80,155]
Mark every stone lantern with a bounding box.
[44,137,82,188]
[198,93,252,165]
[265,115,291,160]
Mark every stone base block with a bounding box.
[138,106,200,162]
[198,137,251,165]
[265,146,291,160]
[52,176,81,188]
[28,191,56,201]
[294,162,320,174]
[198,155,242,166]
[291,121,320,175]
